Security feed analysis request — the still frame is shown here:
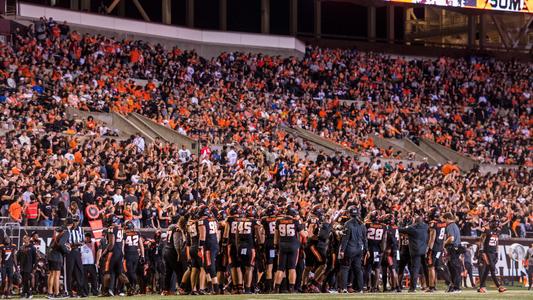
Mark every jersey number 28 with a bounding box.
[368,227,383,240]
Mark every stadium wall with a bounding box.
[17,3,305,58]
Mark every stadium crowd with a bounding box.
[0,18,531,232]
[0,17,531,299]
[2,18,531,164]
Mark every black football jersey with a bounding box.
[261,216,277,245]
[0,244,16,266]
[226,216,239,245]
[388,225,399,252]
[429,221,447,251]
[277,216,301,249]
[366,223,386,251]
[187,219,199,247]
[482,229,499,253]
[109,225,123,253]
[201,217,219,247]
[124,230,140,255]
[237,217,257,246]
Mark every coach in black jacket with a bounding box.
[399,215,428,292]
[339,206,367,293]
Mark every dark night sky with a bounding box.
[26,0,400,40]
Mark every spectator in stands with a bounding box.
[8,198,23,223]
[39,194,54,227]
[25,195,40,226]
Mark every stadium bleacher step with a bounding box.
[64,107,197,150]
[399,137,442,165]
[124,114,162,142]
[420,138,478,171]
[281,125,357,157]
[415,138,449,167]
[372,136,434,163]
[281,126,326,154]
[105,112,153,144]
[130,113,198,152]
[64,107,141,141]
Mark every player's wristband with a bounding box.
[199,240,205,247]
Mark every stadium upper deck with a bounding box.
[9,0,532,60]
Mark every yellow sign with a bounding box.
[386,0,532,14]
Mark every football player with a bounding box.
[186,209,203,294]
[223,204,243,293]
[303,205,330,293]
[382,214,400,292]
[236,206,261,294]
[365,211,387,292]
[273,205,306,293]
[213,210,227,294]
[162,222,182,296]
[198,205,220,294]
[260,204,278,293]
[425,207,446,292]
[397,217,411,291]
[0,236,17,299]
[102,215,129,296]
[477,218,506,293]
[123,221,144,295]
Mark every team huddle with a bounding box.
[42,202,511,297]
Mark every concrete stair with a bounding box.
[420,138,478,171]
[281,125,487,169]
[65,107,156,144]
[415,138,449,166]
[130,113,198,152]
[65,108,198,151]
[397,138,441,165]
[281,125,357,157]
[372,136,435,163]
[113,112,158,143]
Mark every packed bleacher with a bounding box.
[0,18,531,236]
[4,18,532,163]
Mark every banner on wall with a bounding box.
[386,0,532,14]
[463,237,532,278]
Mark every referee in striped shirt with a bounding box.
[66,215,88,297]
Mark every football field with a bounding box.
[112,290,532,300]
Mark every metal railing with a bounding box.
[0,218,22,247]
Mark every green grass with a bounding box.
[59,289,531,300]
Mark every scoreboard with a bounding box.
[386,0,532,14]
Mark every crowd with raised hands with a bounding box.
[0,18,532,230]
[0,118,531,235]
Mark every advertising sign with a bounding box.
[386,0,532,14]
